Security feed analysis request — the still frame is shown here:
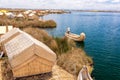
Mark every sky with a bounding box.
[0,0,120,10]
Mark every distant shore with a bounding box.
[1,8,120,13]
[0,9,57,28]
[72,10,120,13]
[0,8,71,16]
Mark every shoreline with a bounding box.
[1,8,120,13]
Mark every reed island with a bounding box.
[0,9,93,80]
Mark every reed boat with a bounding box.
[77,66,93,80]
[65,32,86,41]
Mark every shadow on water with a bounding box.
[76,41,85,49]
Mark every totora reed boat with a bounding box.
[77,66,93,80]
[65,32,86,42]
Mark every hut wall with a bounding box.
[9,45,34,68]
[12,56,53,77]
[35,45,56,62]
[7,44,55,78]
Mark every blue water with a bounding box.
[44,12,120,80]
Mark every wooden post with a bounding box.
[6,25,8,33]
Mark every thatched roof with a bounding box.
[0,28,21,43]
[28,13,35,17]
[49,65,75,80]
[24,10,32,14]
[28,14,38,20]
[16,13,24,18]
[4,29,56,68]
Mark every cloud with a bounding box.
[0,0,120,10]
[111,0,120,3]
[96,0,108,3]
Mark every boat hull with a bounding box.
[65,32,85,42]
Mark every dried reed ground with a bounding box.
[23,27,93,76]
[0,16,56,28]
[0,27,93,80]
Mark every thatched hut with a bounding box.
[24,10,32,15]
[5,12,15,19]
[4,30,56,78]
[16,13,25,20]
[16,13,24,18]
[28,13,38,20]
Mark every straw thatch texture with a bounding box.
[15,65,75,80]
[3,29,56,78]
[28,15,39,20]
[0,59,13,80]
[0,28,21,44]
[49,65,75,80]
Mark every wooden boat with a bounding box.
[77,66,93,80]
[65,32,86,41]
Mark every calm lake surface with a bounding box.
[44,12,120,80]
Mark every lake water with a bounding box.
[44,12,120,80]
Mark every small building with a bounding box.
[3,29,56,78]
[28,13,38,20]
[16,13,24,18]
[0,26,13,36]
[28,13,34,17]
[0,12,3,16]
[32,11,36,14]
[16,13,25,20]
[5,12,15,19]
[24,10,32,15]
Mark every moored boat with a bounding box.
[65,32,86,42]
[77,66,93,80]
